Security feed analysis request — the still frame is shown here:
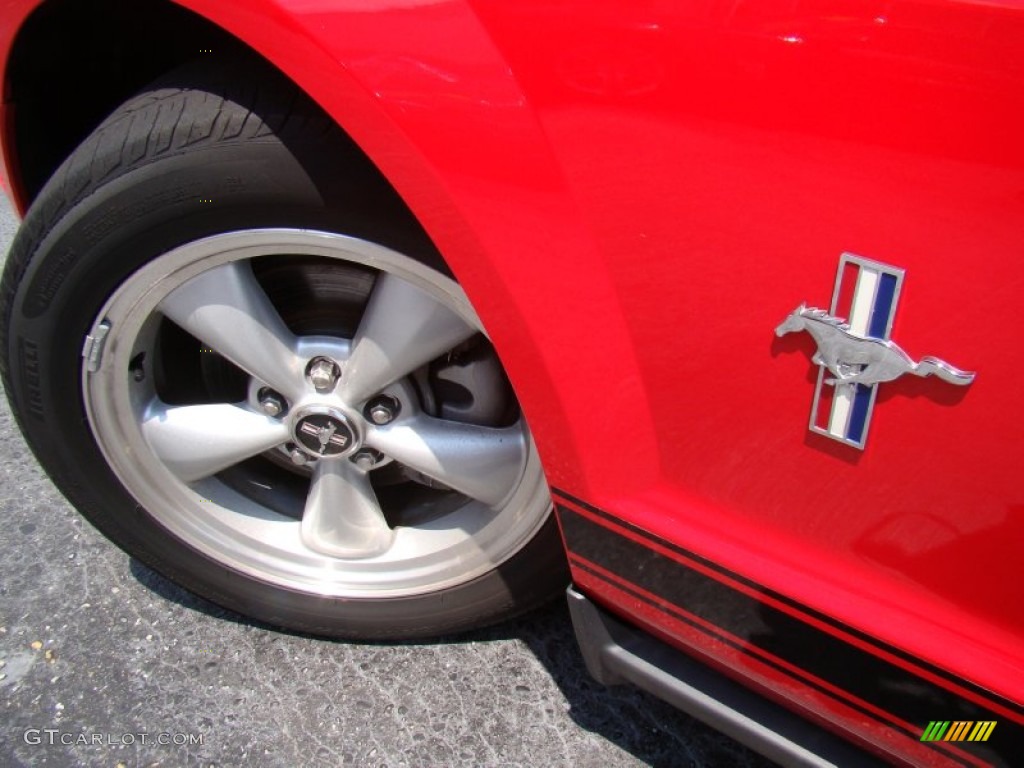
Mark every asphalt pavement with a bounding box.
[0,194,773,768]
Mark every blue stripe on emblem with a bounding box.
[867,272,898,339]
[846,384,874,443]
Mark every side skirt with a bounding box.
[567,587,883,768]
[554,490,1022,767]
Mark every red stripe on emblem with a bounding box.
[835,260,860,318]
[813,371,835,430]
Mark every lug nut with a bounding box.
[289,446,309,466]
[307,357,341,392]
[369,405,392,425]
[366,395,400,425]
[351,449,382,471]
[259,390,286,417]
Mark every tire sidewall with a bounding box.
[3,118,564,639]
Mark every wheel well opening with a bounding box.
[7,0,245,205]
[4,0,428,257]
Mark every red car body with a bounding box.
[1,0,1021,765]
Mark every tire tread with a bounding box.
[1,57,323,400]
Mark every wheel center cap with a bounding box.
[292,406,358,459]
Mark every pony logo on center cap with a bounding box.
[775,253,975,450]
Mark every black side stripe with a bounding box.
[555,501,1023,768]
[551,486,1020,715]
[568,556,970,765]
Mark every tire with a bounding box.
[0,56,567,639]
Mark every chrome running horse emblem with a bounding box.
[776,254,974,449]
[775,305,975,388]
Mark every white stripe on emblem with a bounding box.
[847,268,879,335]
[828,266,879,438]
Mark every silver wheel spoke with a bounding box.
[366,415,526,507]
[158,261,302,400]
[340,273,476,405]
[142,402,290,483]
[301,460,394,558]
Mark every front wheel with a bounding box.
[0,59,566,638]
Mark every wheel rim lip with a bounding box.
[82,229,551,598]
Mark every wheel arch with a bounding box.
[2,0,658,499]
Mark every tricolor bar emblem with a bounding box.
[808,254,903,449]
[775,253,975,450]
